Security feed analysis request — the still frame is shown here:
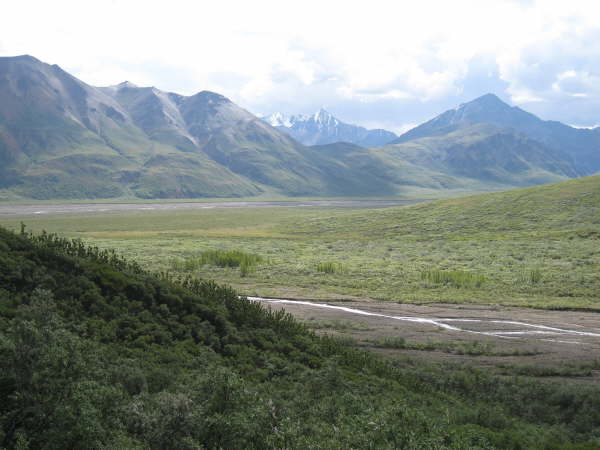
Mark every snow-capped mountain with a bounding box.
[262,108,397,147]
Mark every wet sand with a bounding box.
[251,296,600,374]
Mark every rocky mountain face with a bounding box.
[263,109,397,147]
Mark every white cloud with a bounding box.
[2,0,600,129]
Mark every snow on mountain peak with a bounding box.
[264,112,292,127]
[313,108,338,126]
[261,109,397,147]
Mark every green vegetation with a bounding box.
[307,319,373,331]
[366,337,541,357]
[173,249,263,277]
[524,268,543,284]
[421,269,486,288]
[498,359,600,378]
[316,261,345,274]
[2,226,600,448]
[4,173,600,310]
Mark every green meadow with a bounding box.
[3,174,600,311]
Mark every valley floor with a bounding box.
[2,202,597,310]
[252,296,600,382]
[2,194,599,383]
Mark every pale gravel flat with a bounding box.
[0,200,423,216]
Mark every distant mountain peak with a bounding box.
[264,112,292,127]
[313,108,338,125]
[261,109,396,147]
[189,90,230,103]
[117,80,139,89]
[471,92,504,104]
[392,92,537,147]
[456,93,511,111]
[0,54,40,63]
[314,107,330,117]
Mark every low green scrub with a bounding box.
[173,249,263,276]
[521,267,543,284]
[499,361,600,377]
[307,319,373,331]
[316,261,345,274]
[421,269,486,288]
[368,337,540,356]
[368,336,409,349]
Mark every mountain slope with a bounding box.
[391,93,600,175]
[0,56,261,199]
[175,91,329,194]
[100,81,198,152]
[0,56,397,199]
[263,109,397,147]
[378,123,577,188]
[102,84,335,194]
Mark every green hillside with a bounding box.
[292,172,600,240]
[1,226,600,448]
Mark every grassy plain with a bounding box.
[2,174,600,311]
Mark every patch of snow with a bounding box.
[264,112,292,127]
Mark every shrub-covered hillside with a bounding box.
[1,226,599,449]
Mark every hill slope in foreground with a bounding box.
[1,227,600,448]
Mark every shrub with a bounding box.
[172,249,263,276]
[316,261,345,274]
[421,269,485,288]
[529,268,542,284]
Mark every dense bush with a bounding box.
[0,226,599,449]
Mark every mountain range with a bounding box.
[0,55,397,199]
[262,109,397,147]
[0,55,599,200]
[390,93,600,176]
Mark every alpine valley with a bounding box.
[1,55,599,200]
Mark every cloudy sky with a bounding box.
[2,0,600,133]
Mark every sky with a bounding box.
[2,0,600,133]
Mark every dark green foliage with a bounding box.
[0,226,599,448]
